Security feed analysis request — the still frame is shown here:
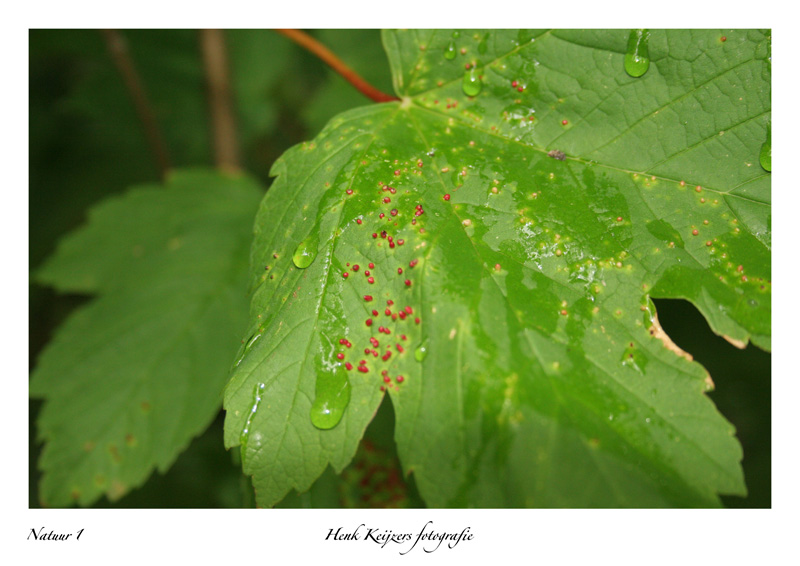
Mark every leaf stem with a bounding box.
[100,29,172,180]
[275,29,400,103]
[200,29,241,173]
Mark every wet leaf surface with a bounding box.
[224,29,770,507]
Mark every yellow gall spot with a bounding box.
[108,481,128,501]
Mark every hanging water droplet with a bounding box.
[452,31,460,39]
[624,29,650,78]
[292,235,319,269]
[310,365,351,430]
[760,120,771,172]
[444,39,456,60]
[462,65,482,97]
[414,341,429,362]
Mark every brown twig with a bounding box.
[100,29,171,180]
[275,29,399,103]
[200,29,241,173]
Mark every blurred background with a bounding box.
[28,29,770,508]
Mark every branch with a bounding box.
[100,29,171,180]
[200,29,241,173]
[275,29,399,103]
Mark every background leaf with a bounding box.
[30,170,263,506]
[225,29,770,508]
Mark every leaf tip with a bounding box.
[722,335,748,349]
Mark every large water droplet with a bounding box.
[310,366,351,430]
[462,66,482,97]
[292,235,319,269]
[624,29,650,78]
[414,341,429,362]
[444,39,456,60]
[760,120,771,172]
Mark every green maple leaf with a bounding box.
[30,170,263,506]
[225,29,770,507]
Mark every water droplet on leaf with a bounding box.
[462,65,482,97]
[292,235,319,269]
[624,29,650,78]
[444,39,456,60]
[620,344,648,374]
[760,120,771,172]
[239,382,266,448]
[414,341,429,362]
[234,331,262,367]
[310,365,351,430]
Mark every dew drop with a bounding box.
[444,39,457,60]
[760,120,771,172]
[292,235,319,269]
[414,341,429,362]
[310,365,351,430]
[624,29,650,78]
[462,65,482,97]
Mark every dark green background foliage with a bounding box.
[29,29,769,508]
